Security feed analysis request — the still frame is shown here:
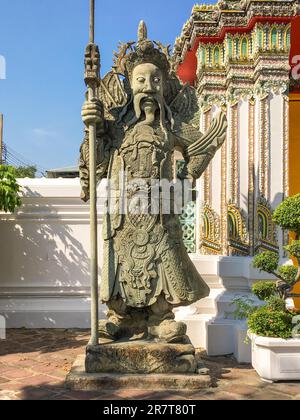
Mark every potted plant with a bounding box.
[247,280,300,382]
[272,193,300,311]
[246,194,300,382]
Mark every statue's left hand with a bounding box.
[182,112,227,179]
[187,112,227,158]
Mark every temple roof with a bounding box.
[46,166,79,178]
[174,0,298,85]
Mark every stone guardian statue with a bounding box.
[80,22,227,346]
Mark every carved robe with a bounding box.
[80,113,227,309]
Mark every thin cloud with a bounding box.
[32,128,58,138]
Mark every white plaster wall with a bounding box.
[269,93,285,255]
[0,179,107,328]
[238,99,249,214]
[254,97,261,199]
[198,110,206,204]
[269,93,284,208]
[227,105,233,201]
[211,149,222,214]
[210,105,222,214]
[195,177,202,253]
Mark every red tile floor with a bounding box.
[0,329,300,400]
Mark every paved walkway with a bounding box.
[0,329,300,400]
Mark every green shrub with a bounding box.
[253,251,279,274]
[278,266,298,284]
[248,307,293,339]
[273,194,300,235]
[285,240,300,259]
[248,195,300,338]
[252,281,277,301]
[0,165,22,213]
[265,296,286,312]
[15,165,37,178]
[228,296,260,320]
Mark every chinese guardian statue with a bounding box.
[80,22,227,344]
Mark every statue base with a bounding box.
[65,354,211,391]
[85,341,198,374]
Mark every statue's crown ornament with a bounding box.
[113,21,172,80]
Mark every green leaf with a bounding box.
[278,265,298,284]
[273,194,300,234]
[285,240,300,259]
[0,165,22,213]
[252,281,278,301]
[248,307,293,339]
[253,251,279,274]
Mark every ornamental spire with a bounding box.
[138,20,148,43]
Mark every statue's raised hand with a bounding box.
[81,98,104,127]
[180,112,228,179]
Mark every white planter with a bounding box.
[248,332,300,382]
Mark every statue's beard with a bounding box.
[126,93,174,133]
[133,93,159,123]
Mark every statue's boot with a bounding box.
[98,319,120,341]
[98,319,148,341]
[147,294,188,343]
[148,319,188,343]
[99,297,148,341]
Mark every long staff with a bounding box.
[85,0,100,346]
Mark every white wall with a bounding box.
[210,105,222,214]
[238,99,249,214]
[0,179,107,328]
[270,93,284,208]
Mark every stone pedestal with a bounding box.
[66,355,211,391]
[65,341,212,391]
[85,341,197,374]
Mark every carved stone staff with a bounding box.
[84,0,100,346]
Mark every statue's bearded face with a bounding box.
[125,62,173,131]
[131,63,164,120]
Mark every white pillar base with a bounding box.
[176,314,251,363]
[175,255,282,363]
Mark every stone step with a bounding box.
[66,355,212,391]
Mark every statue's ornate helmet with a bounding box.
[113,21,172,81]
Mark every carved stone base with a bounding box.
[65,355,211,391]
[85,341,197,374]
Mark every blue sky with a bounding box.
[0,0,209,172]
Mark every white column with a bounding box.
[210,105,222,216]
[269,93,284,208]
[269,92,285,255]
[238,99,249,215]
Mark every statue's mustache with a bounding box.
[124,92,174,131]
[133,93,161,120]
